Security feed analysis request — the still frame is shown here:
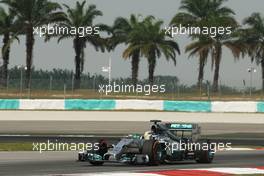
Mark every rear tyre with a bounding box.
[142,140,162,165]
[196,150,214,163]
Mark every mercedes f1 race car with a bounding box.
[78,120,214,165]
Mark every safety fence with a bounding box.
[0,99,263,113]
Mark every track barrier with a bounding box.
[0,99,263,112]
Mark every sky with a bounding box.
[3,0,264,88]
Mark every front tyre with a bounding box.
[78,153,86,162]
[89,139,108,166]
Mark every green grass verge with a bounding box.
[0,142,33,151]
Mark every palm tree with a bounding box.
[0,7,18,87]
[110,14,147,85]
[1,0,65,88]
[191,16,239,92]
[170,0,237,91]
[170,0,212,88]
[124,18,180,85]
[240,13,264,91]
[184,37,211,89]
[47,1,105,89]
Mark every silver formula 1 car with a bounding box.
[78,120,214,165]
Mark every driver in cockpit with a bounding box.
[143,125,159,140]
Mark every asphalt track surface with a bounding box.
[0,111,263,175]
[0,135,264,146]
[0,111,264,135]
[0,151,263,176]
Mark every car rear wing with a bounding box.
[165,123,201,134]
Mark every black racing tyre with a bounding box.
[196,150,214,163]
[89,139,108,166]
[142,140,162,165]
[78,153,86,162]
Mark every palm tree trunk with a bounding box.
[74,37,82,89]
[26,26,34,89]
[197,56,205,88]
[213,44,222,92]
[261,59,264,92]
[148,52,156,85]
[131,51,140,86]
[2,33,10,87]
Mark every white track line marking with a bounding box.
[56,173,161,176]
[194,167,264,174]
[226,148,255,151]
